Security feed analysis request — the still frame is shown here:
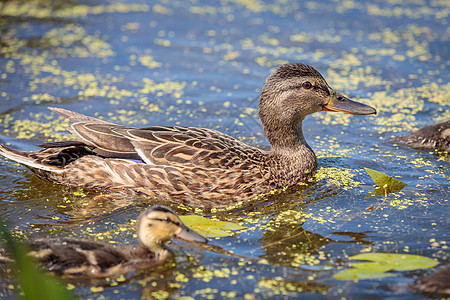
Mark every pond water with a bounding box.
[0,0,449,298]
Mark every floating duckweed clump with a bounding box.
[367,3,447,20]
[389,198,415,210]
[8,117,72,141]
[314,166,361,189]
[0,2,150,19]
[137,55,162,69]
[325,65,390,90]
[84,225,133,242]
[43,25,115,58]
[79,86,136,100]
[258,277,304,295]
[139,78,187,96]
[367,82,450,133]
[423,82,450,106]
[290,252,322,267]
[271,210,312,226]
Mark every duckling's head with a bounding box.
[136,205,207,252]
[259,63,376,149]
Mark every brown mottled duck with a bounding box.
[413,264,450,296]
[1,205,207,278]
[389,120,450,152]
[0,63,376,207]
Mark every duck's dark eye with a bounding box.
[163,217,170,222]
[302,81,312,89]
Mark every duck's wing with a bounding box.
[115,126,266,168]
[48,107,140,160]
[50,107,266,168]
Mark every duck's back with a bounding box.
[29,238,128,276]
[390,120,450,152]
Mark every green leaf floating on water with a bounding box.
[351,253,439,270]
[179,215,246,238]
[334,269,395,280]
[364,168,407,192]
[334,253,439,280]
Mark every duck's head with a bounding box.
[136,205,207,252]
[259,63,376,148]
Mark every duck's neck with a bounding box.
[137,242,170,261]
[266,121,318,182]
[266,121,311,153]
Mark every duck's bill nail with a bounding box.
[176,224,208,243]
[323,93,377,115]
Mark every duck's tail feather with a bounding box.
[48,107,113,124]
[0,144,63,173]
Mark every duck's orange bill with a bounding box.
[324,93,376,115]
[175,224,208,243]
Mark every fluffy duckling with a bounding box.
[11,205,206,278]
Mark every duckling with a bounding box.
[389,120,450,152]
[7,205,206,278]
[0,63,376,208]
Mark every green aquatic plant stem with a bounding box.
[0,220,75,300]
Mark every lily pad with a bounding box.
[334,269,396,280]
[348,262,394,273]
[334,252,439,280]
[364,168,407,192]
[179,215,246,238]
[350,253,439,271]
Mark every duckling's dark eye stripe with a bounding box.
[149,218,181,227]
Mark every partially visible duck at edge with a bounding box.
[412,263,450,296]
[0,205,207,278]
[389,120,450,153]
[0,63,376,208]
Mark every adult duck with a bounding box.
[1,205,207,278]
[389,120,450,152]
[413,264,450,296]
[0,63,376,207]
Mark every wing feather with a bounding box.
[50,107,266,169]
